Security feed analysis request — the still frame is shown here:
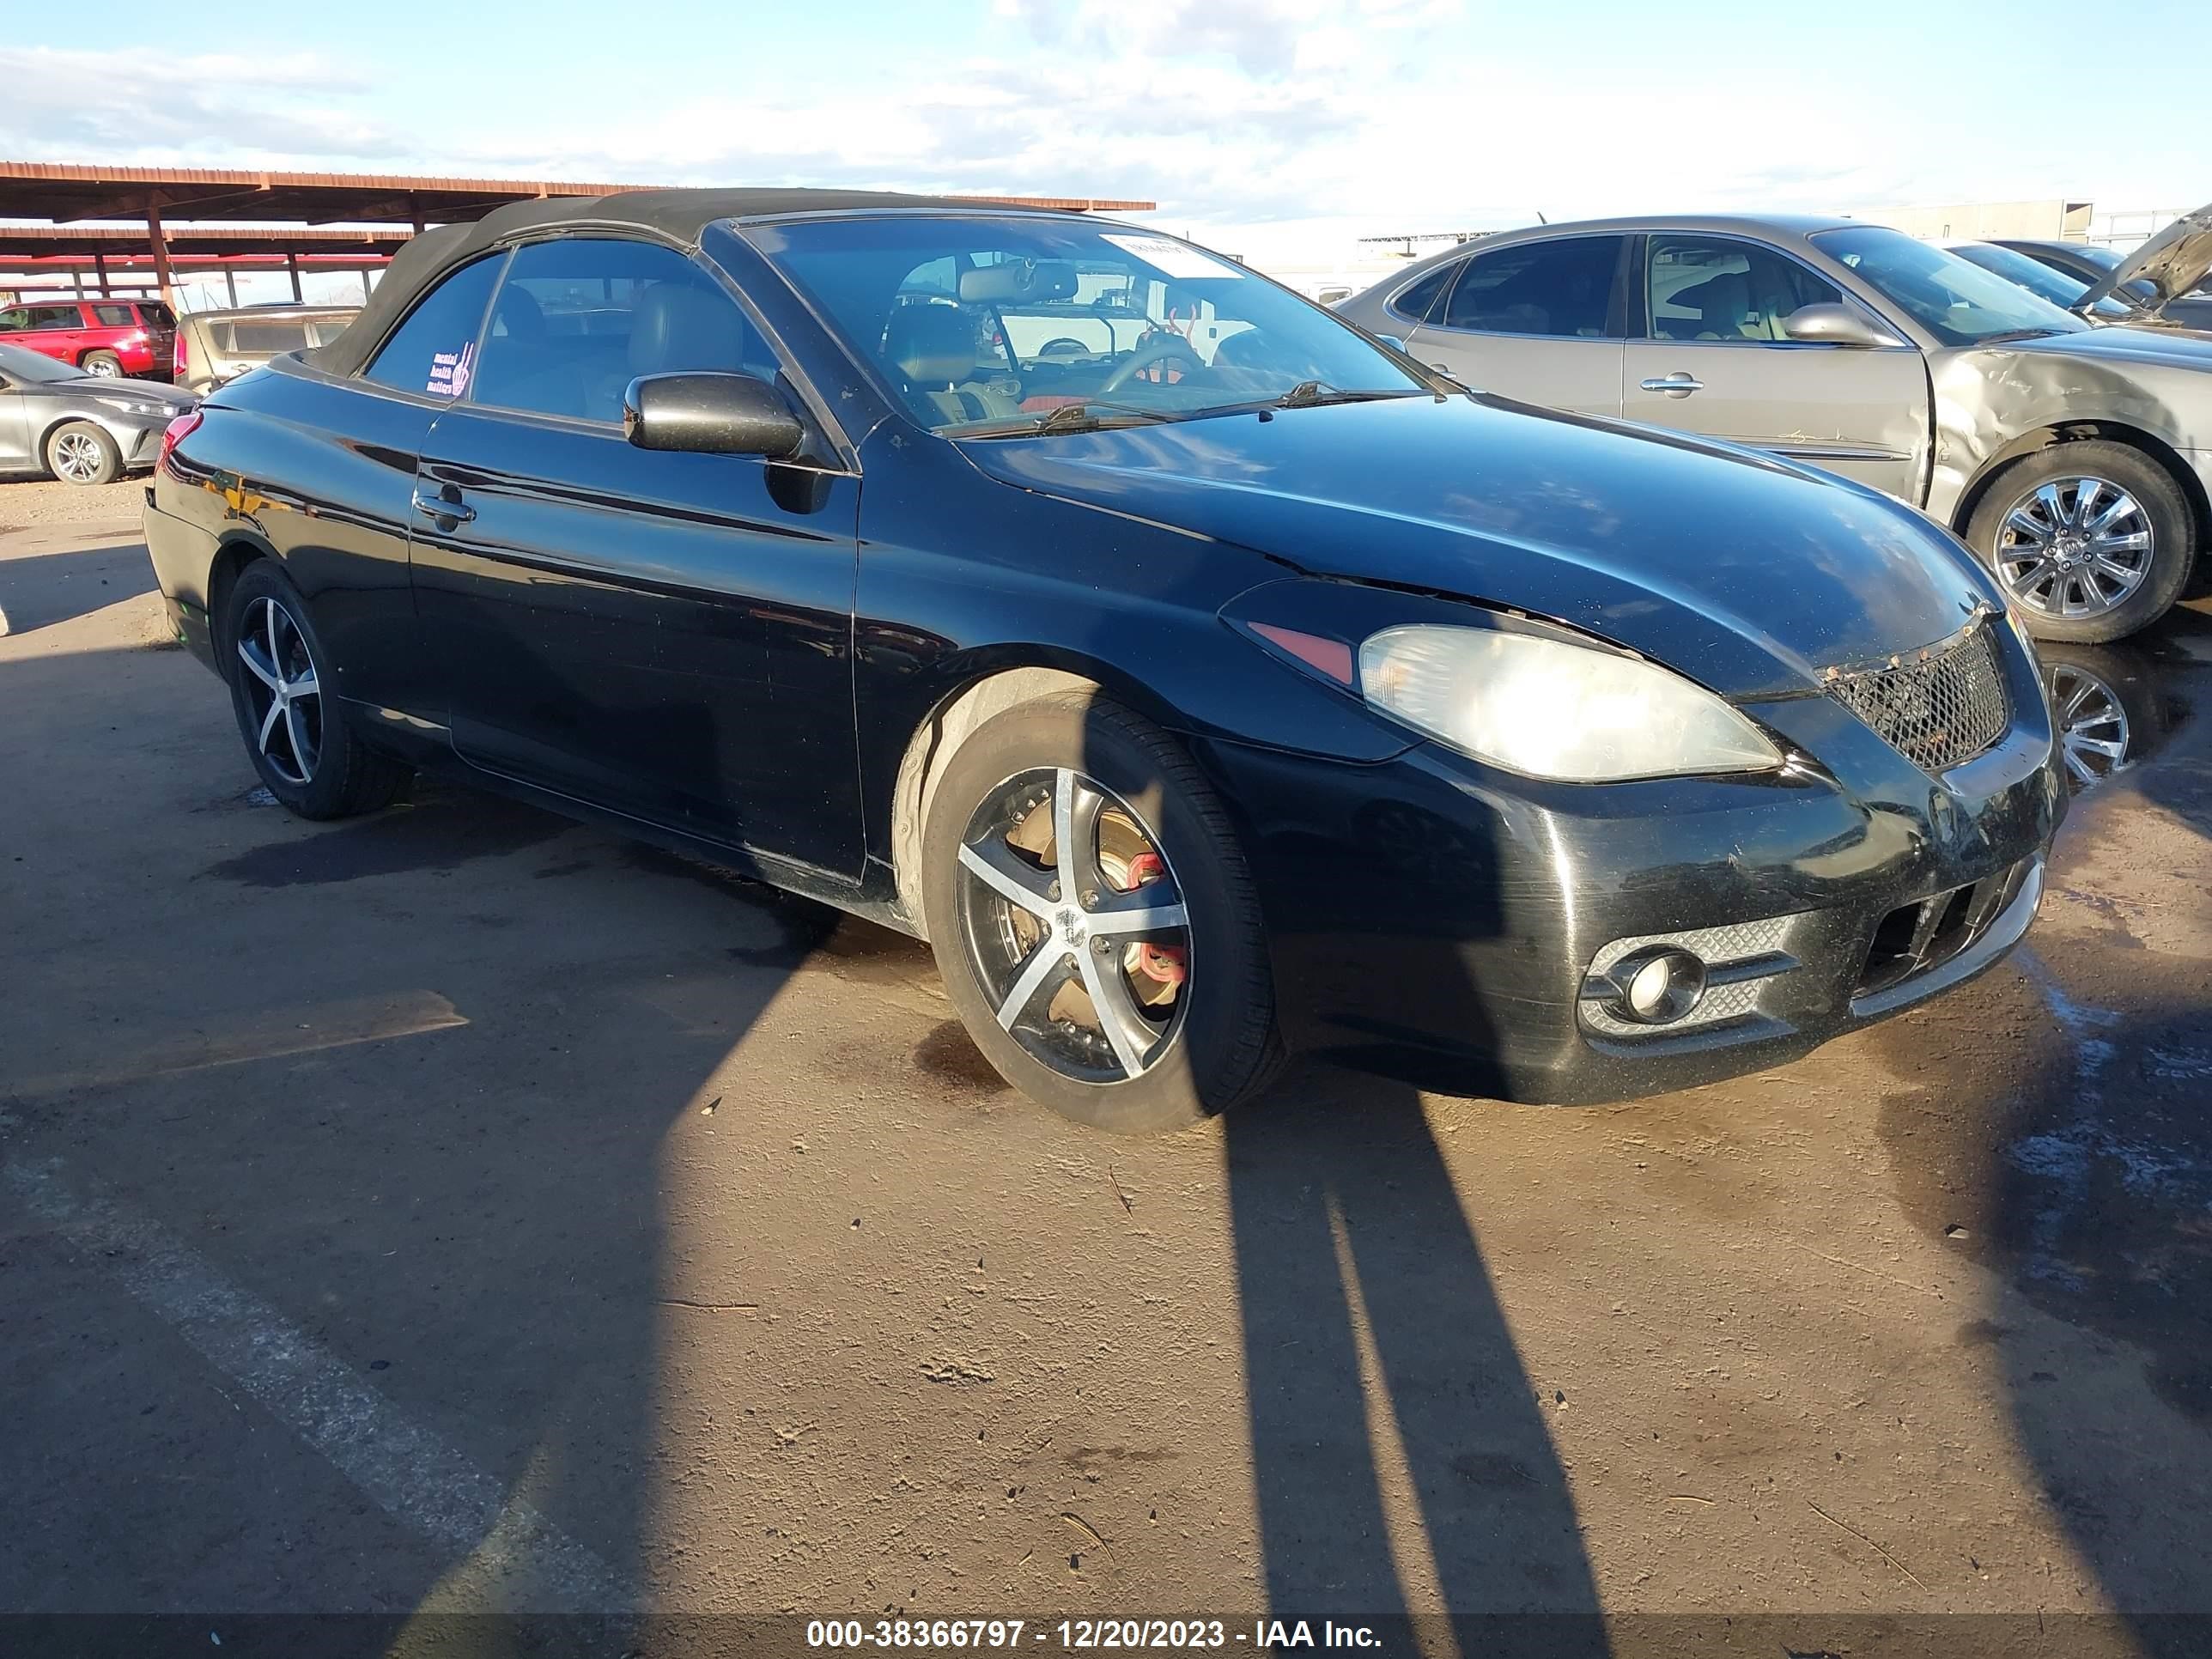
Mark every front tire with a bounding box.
[921,691,1283,1133]
[222,562,410,819]
[45,421,121,486]
[1966,442,2194,642]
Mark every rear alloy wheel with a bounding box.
[223,562,410,819]
[45,420,121,486]
[1968,441,2195,642]
[80,350,122,377]
[235,591,325,787]
[921,692,1282,1132]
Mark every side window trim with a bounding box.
[1633,230,1891,347]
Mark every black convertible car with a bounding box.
[144,190,2065,1131]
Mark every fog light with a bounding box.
[1610,946,1706,1025]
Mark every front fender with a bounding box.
[1928,344,2207,525]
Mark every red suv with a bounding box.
[0,296,176,380]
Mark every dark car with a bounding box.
[0,342,197,483]
[0,295,176,378]
[143,190,2065,1132]
[1993,227,2212,331]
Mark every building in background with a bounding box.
[1855,198,2191,252]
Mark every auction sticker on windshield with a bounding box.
[1101,234,1243,281]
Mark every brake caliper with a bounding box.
[1121,851,1187,987]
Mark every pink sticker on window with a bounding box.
[427,342,475,398]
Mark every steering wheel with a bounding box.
[1097,334,1206,395]
[1037,337,1091,358]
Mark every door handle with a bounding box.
[411,487,474,524]
[1638,374,1705,398]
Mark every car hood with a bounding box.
[957,394,1998,700]
[2077,201,2212,319]
[2003,318,2212,369]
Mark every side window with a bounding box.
[1386,262,1457,325]
[92,303,135,327]
[1440,237,1624,337]
[28,305,84,331]
[1646,236,1843,342]
[471,238,777,425]
[362,254,504,397]
[0,308,27,332]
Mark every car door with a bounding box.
[406,234,864,877]
[1620,233,1930,501]
[1401,234,1628,416]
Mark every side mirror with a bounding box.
[1782,302,1899,348]
[1376,333,1408,354]
[623,372,804,459]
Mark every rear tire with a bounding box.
[1966,441,2194,643]
[222,562,410,819]
[44,421,121,486]
[80,349,122,377]
[921,690,1283,1133]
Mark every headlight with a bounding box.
[94,395,167,417]
[1358,624,1783,781]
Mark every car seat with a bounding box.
[885,306,1021,426]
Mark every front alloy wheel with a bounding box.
[235,594,323,786]
[1991,475,2151,622]
[957,767,1193,1085]
[921,692,1281,1132]
[49,426,115,484]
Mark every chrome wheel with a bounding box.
[82,356,120,377]
[234,595,322,786]
[2049,664,2130,788]
[954,767,1192,1085]
[1993,475,2153,621]
[51,429,107,483]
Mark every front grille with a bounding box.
[1856,859,2032,999]
[1826,619,2008,773]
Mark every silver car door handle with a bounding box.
[411,488,474,523]
[1638,374,1705,398]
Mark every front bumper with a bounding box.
[1196,640,2066,1104]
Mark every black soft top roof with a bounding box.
[307,186,1078,378]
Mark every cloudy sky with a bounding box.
[6,0,2208,264]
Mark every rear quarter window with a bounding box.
[362,256,504,397]
[1386,264,1456,324]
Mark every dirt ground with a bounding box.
[4,501,2212,1656]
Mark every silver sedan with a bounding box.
[1338,209,2212,642]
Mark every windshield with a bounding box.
[1811,227,2087,346]
[751,215,1425,434]
[1948,244,2132,319]
[0,341,90,384]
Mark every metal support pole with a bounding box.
[143,194,179,311]
[224,269,239,307]
[287,252,302,302]
[94,251,112,297]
